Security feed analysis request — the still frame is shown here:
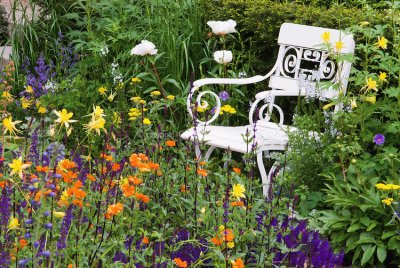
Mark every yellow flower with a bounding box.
[375,183,400,190]
[3,116,22,136]
[359,21,370,26]
[131,77,141,83]
[131,96,142,103]
[84,116,106,135]
[221,104,236,114]
[8,217,19,230]
[108,91,117,102]
[167,95,175,100]
[20,97,33,109]
[379,72,387,82]
[26,85,34,93]
[218,225,225,232]
[113,112,121,125]
[382,198,394,206]
[38,106,47,114]
[54,109,77,129]
[98,86,107,95]
[367,78,377,91]
[143,118,151,125]
[150,91,161,97]
[376,36,388,49]
[53,211,66,219]
[227,241,235,248]
[231,184,245,199]
[321,32,331,43]
[129,108,141,120]
[2,91,13,101]
[365,95,376,104]
[350,98,357,109]
[8,157,31,178]
[335,41,344,51]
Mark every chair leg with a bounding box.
[257,151,269,197]
[268,161,280,182]
[195,142,201,159]
[205,146,216,161]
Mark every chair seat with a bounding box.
[181,121,295,153]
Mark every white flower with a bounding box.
[100,45,109,56]
[130,40,158,56]
[207,19,237,35]
[213,50,233,64]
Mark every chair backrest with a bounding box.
[268,23,355,99]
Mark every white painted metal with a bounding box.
[182,23,355,197]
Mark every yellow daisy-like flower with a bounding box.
[382,198,394,206]
[129,108,141,120]
[376,183,400,190]
[3,116,22,136]
[38,106,47,114]
[227,241,235,248]
[131,77,141,83]
[379,72,387,82]
[20,97,33,109]
[8,217,19,230]
[131,96,142,103]
[98,86,107,95]
[8,157,31,178]
[376,36,388,49]
[321,32,331,43]
[150,91,161,97]
[231,184,245,199]
[143,118,151,125]
[335,41,344,52]
[53,109,77,129]
[221,104,236,114]
[167,95,175,100]
[26,85,34,93]
[367,78,377,91]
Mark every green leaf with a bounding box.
[377,245,387,263]
[382,231,396,240]
[347,223,360,232]
[361,245,376,266]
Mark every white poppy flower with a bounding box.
[207,19,237,35]
[213,50,233,64]
[130,40,158,56]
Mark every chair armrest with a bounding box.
[193,75,265,88]
[255,90,305,100]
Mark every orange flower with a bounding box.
[19,239,28,249]
[199,161,206,166]
[100,153,113,161]
[142,236,149,244]
[58,159,77,171]
[211,236,223,246]
[165,140,176,147]
[121,183,136,197]
[180,184,189,193]
[147,161,159,170]
[87,174,96,182]
[135,193,150,203]
[0,180,5,189]
[173,258,188,268]
[107,202,124,216]
[232,167,241,174]
[197,168,207,177]
[72,199,83,207]
[232,258,245,268]
[36,166,49,173]
[231,201,244,207]
[128,176,143,185]
[112,163,121,171]
[34,191,42,202]
[222,229,234,242]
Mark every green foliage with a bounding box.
[0,5,7,45]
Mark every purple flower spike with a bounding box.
[373,134,385,145]
[219,91,229,101]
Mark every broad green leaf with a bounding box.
[361,245,376,266]
[377,245,387,263]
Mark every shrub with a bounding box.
[0,5,8,45]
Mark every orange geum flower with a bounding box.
[231,258,245,268]
[58,159,77,171]
[87,174,96,182]
[147,161,159,170]
[107,202,124,216]
[35,166,49,173]
[232,167,241,174]
[18,239,28,249]
[165,140,176,147]
[231,201,244,207]
[180,184,189,193]
[211,236,223,246]
[121,183,136,197]
[73,199,83,207]
[135,193,150,203]
[222,229,234,242]
[173,258,188,268]
[142,236,149,244]
[128,176,143,186]
[197,168,208,177]
[112,163,121,171]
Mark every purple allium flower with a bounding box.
[373,133,385,145]
[219,91,229,101]
[44,223,53,229]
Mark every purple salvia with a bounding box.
[28,128,40,165]
[57,205,74,250]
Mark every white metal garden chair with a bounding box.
[181,23,355,197]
